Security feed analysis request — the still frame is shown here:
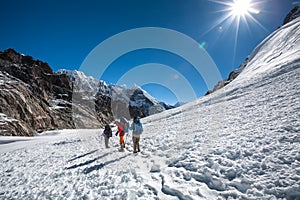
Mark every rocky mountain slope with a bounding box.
[0,50,173,136]
[0,49,74,136]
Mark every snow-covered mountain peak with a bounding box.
[58,69,171,119]
[57,69,104,94]
[109,83,166,118]
[132,83,141,90]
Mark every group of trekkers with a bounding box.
[102,116,143,153]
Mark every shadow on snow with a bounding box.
[82,154,130,174]
[65,152,110,170]
[67,149,99,162]
[65,150,130,174]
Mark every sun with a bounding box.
[205,0,267,67]
[230,0,251,17]
[209,0,262,23]
[229,0,260,17]
[205,0,266,38]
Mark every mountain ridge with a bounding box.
[206,5,300,95]
[0,50,173,136]
[57,69,173,118]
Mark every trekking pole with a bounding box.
[100,131,103,145]
[125,131,130,148]
[124,132,127,146]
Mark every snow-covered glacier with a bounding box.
[1,13,300,200]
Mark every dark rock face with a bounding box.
[206,57,249,95]
[283,6,300,26]
[0,71,64,136]
[129,88,155,116]
[95,93,113,125]
[0,49,75,136]
[0,49,72,100]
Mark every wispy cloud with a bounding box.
[292,1,300,5]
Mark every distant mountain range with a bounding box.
[56,69,175,117]
[0,50,173,136]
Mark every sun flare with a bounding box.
[230,0,260,17]
[230,0,251,16]
[205,0,267,69]
[207,0,265,35]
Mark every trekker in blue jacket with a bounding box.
[130,117,143,153]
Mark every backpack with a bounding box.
[104,125,112,137]
[123,122,129,132]
[107,129,112,137]
[134,122,143,135]
[120,117,129,133]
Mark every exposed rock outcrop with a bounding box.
[0,49,75,136]
[283,5,300,25]
[0,49,173,136]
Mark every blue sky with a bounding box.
[0,0,298,105]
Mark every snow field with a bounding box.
[1,56,299,199]
[1,17,300,199]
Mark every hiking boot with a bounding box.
[119,148,124,152]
